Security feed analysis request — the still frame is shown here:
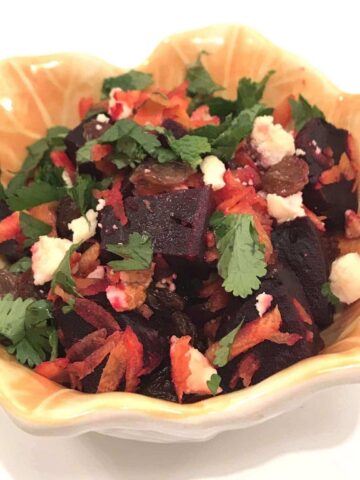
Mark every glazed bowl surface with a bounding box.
[0,24,359,443]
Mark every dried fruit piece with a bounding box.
[261,155,309,197]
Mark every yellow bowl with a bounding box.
[0,24,359,443]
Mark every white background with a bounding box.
[0,1,359,478]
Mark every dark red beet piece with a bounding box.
[0,199,12,221]
[295,118,357,229]
[272,217,332,329]
[56,197,81,239]
[303,180,357,230]
[0,239,23,263]
[216,263,323,391]
[295,117,349,184]
[216,263,313,339]
[100,187,213,257]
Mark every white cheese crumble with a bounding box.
[295,148,306,156]
[96,113,109,123]
[31,236,73,286]
[251,115,295,168]
[267,192,305,224]
[255,293,273,317]
[68,209,98,244]
[186,347,221,394]
[96,199,106,211]
[62,170,73,188]
[200,155,226,190]
[329,253,360,304]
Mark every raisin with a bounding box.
[261,155,309,196]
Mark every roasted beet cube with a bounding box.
[65,115,111,163]
[215,263,323,391]
[272,217,332,329]
[295,118,349,184]
[216,263,310,339]
[100,187,213,257]
[56,196,81,239]
[303,180,357,230]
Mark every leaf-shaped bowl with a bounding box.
[0,24,359,443]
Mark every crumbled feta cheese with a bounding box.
[255,293,273,317]
[251,116,295,168]
[267,192,305,224]
[106,285,128,311]
[68,209,98,243]
[31,236,73,285]
[96,113,109,123]
[186,347,221,394]
[329,253,360,304]
[200,155,226,190]
[295,148,306,156]
[95,124,102,131]
[96,199,106,211]
[62,170,73,188]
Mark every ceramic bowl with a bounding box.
[0,24,360,443]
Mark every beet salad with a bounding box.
[0,54,359,403]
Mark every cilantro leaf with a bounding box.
[0,295,56,368]
[6,126,69,195]
[76,140,96,164]
[210,212,267,298]
[207,97,236,118]
[214,319,244,367]
[9,256,32,273]
[51,243,80,296]
[236,70,275,111]
[165,134,211,169]
[207,373,222,396]
[68,175,96,216]
[321,281,340,306]
[101,70,153,98]
[98,119,161,169]
[6,181,66,211]
[107,233,153,271]
[211,104,268,160]
[289,95,325,131]
[20,212,52,247]
[186,51,224,98]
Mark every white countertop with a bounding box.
[0,1,359,478]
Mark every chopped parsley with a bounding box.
[6,126,69,195]
[164,133,211,169]
[8,256,32,273]
[211,103,268,160]
[210,212,267,298]
[214,319,245,367]
[19,212,52,247]
[236,70,275,111]
[101,70,153,98]
[0,295,57,368]
[68,175,96,216]
[186,51,224,111]
[107,233,153,271]
[6,181,66,211]
[321,281,340,306]
[51,244,81,296]
[207,373,222,396]
[289,95,325,131]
